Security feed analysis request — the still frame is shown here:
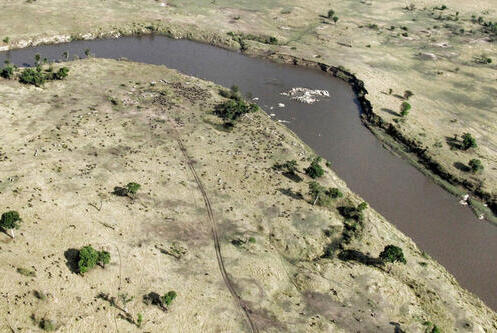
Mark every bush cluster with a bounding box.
[304,157,324,179]
[461,133,477,150]
[468,159,483,173]
[18,66,69,87]
[215,86,259,125]
[78,245,111,274]
[379,245,406,264]
[308,181,343,206]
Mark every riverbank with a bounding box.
[1,1,496,224]
[0,57,495,332]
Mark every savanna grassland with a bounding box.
[0,0,497,332]
[0,58,496,332]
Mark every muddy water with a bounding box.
[1,35,495,309]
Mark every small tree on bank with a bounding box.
[305,157,324,179]
[379,245,406,264]
[0,210,22,238]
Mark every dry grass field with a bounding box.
[0,59,495,332]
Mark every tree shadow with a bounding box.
[454,162,470,172]
[338,249,384,267]
[282,172,303,183]
[64,248,80,274]
[389,322,406,333]
[278,188,303,200]
[381,108,400,117]
[445,136,462,150]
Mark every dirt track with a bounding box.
[176,136,259,333]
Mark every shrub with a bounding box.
[329,187,343,199]
[214,95,259,124]
[309,181,328,206]
[19,67,45,86]
[327,9,335,18]
[468,159,483,173]
[2,37,9,43]
[126,182,141,195]
[0,64,14,79]
[0,210,22,238]
[357,202,368,211]
[338,205,364,222]
[305,157,324,179]
[137,313,143,328]
[54,67,69,80]
[400,101,411,117]
[379,245,406,264]
[17,267,36,277]
[78,245,111,274]
[39,318,56,331]
[161,291,177,307]
[333,16,339,24]
[461,133,477,150]
[113,182,141,197]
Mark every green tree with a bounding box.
[327,9,335,18]
[0,210,22,238]
[305,157,324,179]
[379,245,406,264]
[19,67,46,86]
[329,187,343,199]
[468,159,483,173]
[357,202,368,211]
[0,64,14,79]
[308,181,328,206]
[78,245,111,274]
[461,133,477,150]
[333,16,339,24]
[161,291,177,307]
[400,101,411,117]
[137,313,143,328]
[126,182,141,195]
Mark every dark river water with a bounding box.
[1,35,495,310]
